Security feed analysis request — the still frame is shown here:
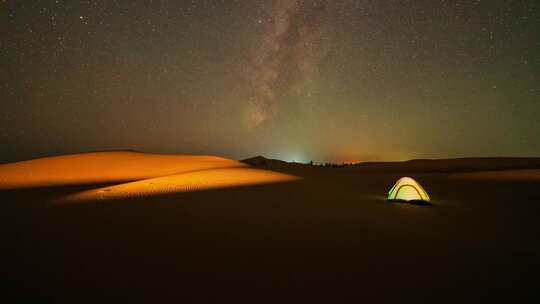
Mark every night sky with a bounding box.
[1,1,539,163]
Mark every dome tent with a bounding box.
[387,177,430,202]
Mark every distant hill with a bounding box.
[350,157,540,173]
[242,156,540,173]
[241,156,309,169]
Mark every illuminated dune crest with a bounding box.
[0,152,246,189]
[61,168,300,203]
[0,151,299,202]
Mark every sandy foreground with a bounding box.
[1,152,539,302]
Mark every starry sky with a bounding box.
[1,0,539,163]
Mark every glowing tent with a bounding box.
[387,177,430,202]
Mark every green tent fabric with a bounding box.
[387,177,430,202]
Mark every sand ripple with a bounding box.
[60,167,299,203]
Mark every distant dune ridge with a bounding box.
[451,169,540,181]
[242,155,540,182]
[350,157,540,173]
[243,156,540,173]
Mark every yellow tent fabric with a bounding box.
[387,177,430,202]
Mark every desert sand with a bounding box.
[451,169,540,181]
[63,167,300,202]
[1,153,539,302]
[0,151,251,189]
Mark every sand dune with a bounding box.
[0,152,300,202]
[62,167,300,203]
[0,151,247,189]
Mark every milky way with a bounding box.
[246,0,341,128]
[1,1,539,162]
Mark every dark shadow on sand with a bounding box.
[2,173,540,302]
[387,199,432,206]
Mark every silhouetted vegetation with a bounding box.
[313,162,355,168]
